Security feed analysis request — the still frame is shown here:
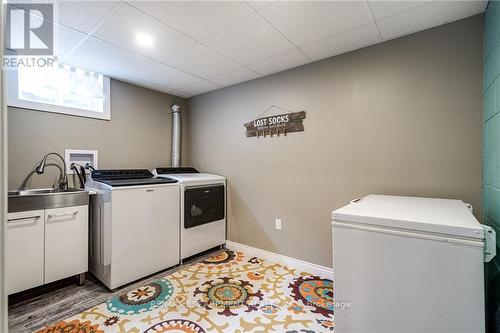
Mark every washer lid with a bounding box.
[95,177,177,187]
[90,169,177,187]
[333,195,484,239]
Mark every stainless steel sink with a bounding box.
[8,188,86,196]
[8,188,90,213]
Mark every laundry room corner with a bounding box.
[186,15,484,269]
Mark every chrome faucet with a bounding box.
[35,152,68,190]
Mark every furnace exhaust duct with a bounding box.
[171,104,181,167]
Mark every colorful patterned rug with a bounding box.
[36,250,334,333]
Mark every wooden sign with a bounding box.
[244,111,306,138]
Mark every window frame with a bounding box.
[6,65,111,120]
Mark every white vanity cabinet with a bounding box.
[6,205,88,294]
[6,210,45,294]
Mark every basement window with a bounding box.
[6,63,111,120]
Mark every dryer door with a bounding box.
[184,185,225,229]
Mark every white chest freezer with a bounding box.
[332,195,495,333]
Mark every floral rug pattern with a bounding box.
[36,250,334,333]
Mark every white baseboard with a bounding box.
[225,240,333,278]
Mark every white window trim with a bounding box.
[6,67,111,121]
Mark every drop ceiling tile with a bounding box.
[376,1,487,40]
[64,38,131,72]
[120,77,176,94]
[210,66,259,86]
[202,13,295,65]
[92,3,195,64]
[99,72,169,93]
[246,1,275,10]
[368,1,430,20]
[54,25,88,59]
[66,37,198,90]
[100,72,177,95]
[160,41,241,79]
[122,60,199,91]
[300,23,381,61]
[129,1,254,40]
[259,1,373,46]
[54,1,119,34]
[248,48,309,75]
[171,90,192,98]
[176,80,220,96]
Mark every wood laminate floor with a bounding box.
[8,249,219,333]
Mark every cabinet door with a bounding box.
[45,205,88,283]
[6,210,45,294]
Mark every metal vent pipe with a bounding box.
[171,104,181,167]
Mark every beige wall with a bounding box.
[8,79,187,190]
[187,15,484,268]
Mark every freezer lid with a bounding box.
[333,195,484,240]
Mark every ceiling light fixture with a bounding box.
[135,32,154,48]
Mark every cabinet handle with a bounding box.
[7,215,41,224]
[47,211,78,219]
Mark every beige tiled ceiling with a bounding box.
[300,23,381,61]
[54,1,119,34]
[174,80,221,97]
[367,1,431,20]
[258,1,374,46]
[202,13,296,65]
[9,0,487,97]
[375,1,487,39]
[210,66,259,86]
[92,3,194,64]
[248,48,309,76]
[129,1,255,40]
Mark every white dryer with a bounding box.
[153,167,226,260]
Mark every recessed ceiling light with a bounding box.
[135,32,154,48]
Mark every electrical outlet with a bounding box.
[275,219,282,230]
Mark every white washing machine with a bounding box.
[86,169,180,289]
[153,167,226,260]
